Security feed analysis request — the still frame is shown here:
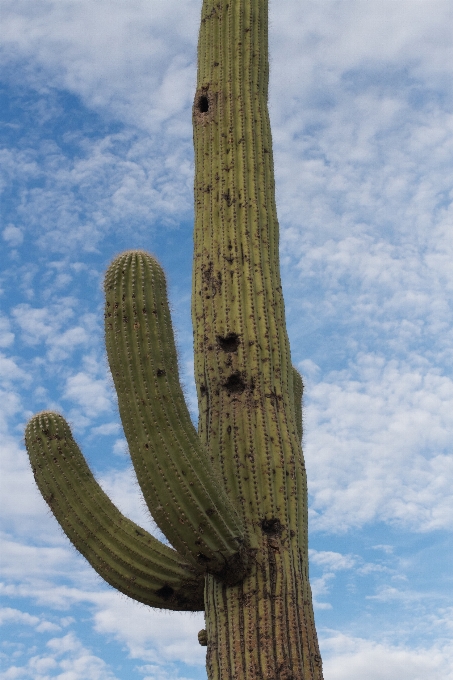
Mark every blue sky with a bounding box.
[1,0,452,678]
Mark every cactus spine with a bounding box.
[25,0,323,678]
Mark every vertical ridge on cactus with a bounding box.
[24,0,324,678]
[292,366,304,443]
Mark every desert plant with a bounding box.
[25,0,323,678]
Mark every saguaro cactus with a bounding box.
[25,0,323,678]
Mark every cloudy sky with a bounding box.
[1,0,452,678]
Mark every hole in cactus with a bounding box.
[156,369,166,377]
[217,333,240,352]
[197,552,210,563]
[194,89,215,124]
[156,584,174,600]
[261,518,283,535]
[197,95,209,113]
[222,372,246,394]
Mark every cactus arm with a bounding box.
[25,412,204,611]
[104,251,250,583]
[292,366,304,442]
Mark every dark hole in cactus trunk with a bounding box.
[156,368,166,377]
[196,552,210,563]
[156,584,174,600]
[261,518,283,535]
[194,89,215,125]
[197,95,209,113]
[222,372,246,394]
[217,332,240,352]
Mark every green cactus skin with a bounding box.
[24,0,323,676]
[292,367,304,444]
[25,412,204,611]
[192,0,323,677]
[104,250,250,583]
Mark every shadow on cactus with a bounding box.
[25,0,324,677]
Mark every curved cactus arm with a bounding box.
[25,412,205,611]
[104,251,250,584]
[292,366,304,443]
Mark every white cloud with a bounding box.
[0,536,79,580]
[97,466,159,538]
[0,355,29,386]
[304,355,453,533]
[92,598,205,666]
[137,667,196,680]
[1,574,205,671]
[321,632,453,680]
[0,420,51,539]
[309,550,356,571]
[90,422,120,436]
[372,545,394,555]
[366,585,432,605]
[0,0,199,130]
[0,317,14,348]
[11,301,92,361]
[311,572,335,610]
[0,631,119,680]
[0,607,60,634]
[63,371,112,417]
[3,129,193,253]
[2,225,23,247]
[111,437,128,456]
[0,607,40,627]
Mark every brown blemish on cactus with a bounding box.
[222,189,234,207]
[222,372,246,394]
[156,584,175,601]
[217,333,240,352]
[261,518,284,536]
[202,261,222,298]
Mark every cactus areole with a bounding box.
[25,0,323,678]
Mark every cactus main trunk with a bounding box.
[192,1,322,677]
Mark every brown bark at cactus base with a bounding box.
[204,537,322,679]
